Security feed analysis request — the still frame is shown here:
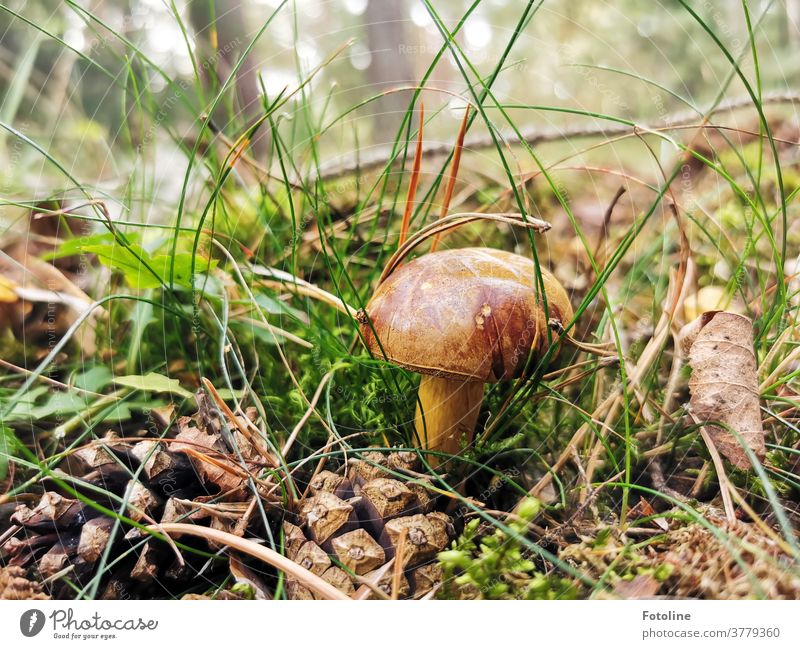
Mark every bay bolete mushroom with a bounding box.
[358,247,572,464]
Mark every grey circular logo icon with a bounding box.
[20,609,45,638]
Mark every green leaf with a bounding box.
[43,232,118,260]
[113,373,193,399]
[100,398,165,422]
[46,237,216,290]
[2,386,92,422]
[72,366,113,393]
[153,252,216,289]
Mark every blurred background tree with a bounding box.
[363,0,413,135]
[0,0,797,201]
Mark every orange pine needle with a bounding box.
[228,137,251,169]
[398,103,425,246]
[181,448,249,480]
[431,105,470,252]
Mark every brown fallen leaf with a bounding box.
[0,240,103,354]
[613,574,660,599]
[627,496,669,531]
[680,311,765,470]
[0,565,50,600]
[172,421,247,497]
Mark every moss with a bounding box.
[438,498,578,600]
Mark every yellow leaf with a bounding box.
[0,276,18,303]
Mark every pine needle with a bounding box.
[398,102,425,246]
[431,105,470,252]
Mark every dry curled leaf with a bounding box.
[612,574,660,599]
[0,565,50,600]
[172,421,247,497]
[0,228,103,354]
[680,311,765,470]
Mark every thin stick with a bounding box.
[313,91,800,183]
[0,524,20,546]
[236,317,312,349]
[282,371,333,457]
[0,359,105,397]
[353,560,393,600]
[391,529,408,599]
[250,265,357,316]
[591,185,626,268]
[148,523,350,600]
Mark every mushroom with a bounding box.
[358,247,572,465]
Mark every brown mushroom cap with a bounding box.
[360,247,573,382]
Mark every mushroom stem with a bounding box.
[414,375,483,465]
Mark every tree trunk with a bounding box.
[787,0,800,49]
[364,0,414,142]
[188,0,267,156]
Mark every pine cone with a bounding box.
[283,450,455,599]
[1,400,455,600]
